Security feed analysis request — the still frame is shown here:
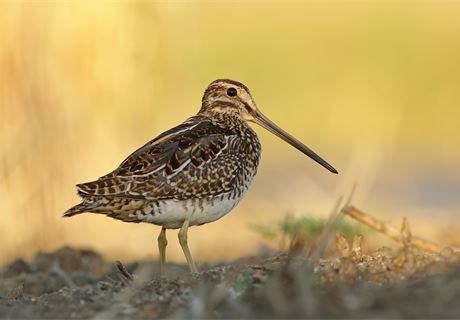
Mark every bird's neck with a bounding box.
[198,109,248,130]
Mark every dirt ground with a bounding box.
[2,234,460,319]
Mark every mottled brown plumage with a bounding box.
[64,79,337,273]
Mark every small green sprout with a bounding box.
[251,215,370,250]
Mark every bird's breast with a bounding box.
[137,187,251,229]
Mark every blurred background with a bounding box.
[1,1,460,267]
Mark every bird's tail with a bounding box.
[63,196,145,223]
[63,196,102,217]
[63,203,88,217]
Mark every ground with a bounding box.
[1,234,460,319]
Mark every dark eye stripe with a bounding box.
[243,101,253,113]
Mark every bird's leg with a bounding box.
[157,227,167,275]
[178,219,198,273]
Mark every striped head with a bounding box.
[200,79,257,121]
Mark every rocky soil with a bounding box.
[2,240,460,319]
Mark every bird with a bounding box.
[63,79,338,274]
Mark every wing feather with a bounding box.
[76,116,240,199]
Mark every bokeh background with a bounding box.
[1,1,460,267]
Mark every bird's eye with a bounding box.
[226,87,237,97]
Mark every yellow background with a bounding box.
[1,1,460,267]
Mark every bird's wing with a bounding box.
[76,116,243,200]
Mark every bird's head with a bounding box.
[200,79,258,121]
[200,79,338,174]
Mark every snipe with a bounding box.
[64,79,338,274]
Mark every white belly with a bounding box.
[136,192,245,229]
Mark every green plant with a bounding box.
[251,215,369,250]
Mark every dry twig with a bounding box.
[51,262,76,289]
[303,196,344,270]
[115,260,134,285]
[7,284,24,300]
[342,205,444,252]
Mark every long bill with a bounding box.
[254,111,338,174]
